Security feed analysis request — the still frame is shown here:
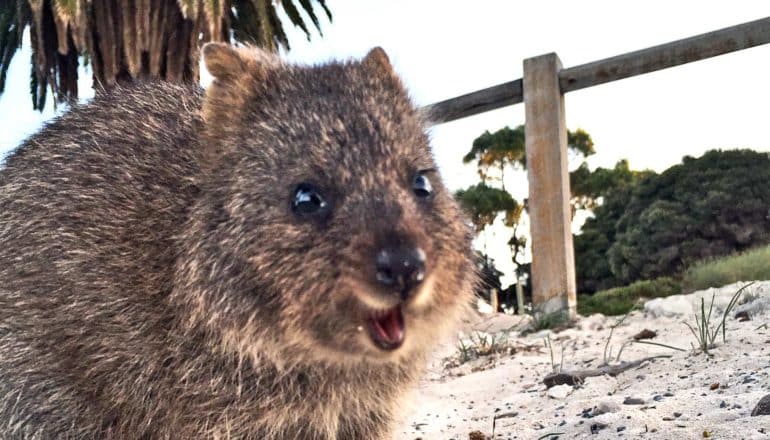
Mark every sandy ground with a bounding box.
[398,281,770,439]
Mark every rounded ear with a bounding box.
[363,47,394,76]
[202,42,248,80]
[202,43,281,82]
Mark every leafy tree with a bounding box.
[571,160,656,293]
[0,0,331,109]
[607,149,770,284]
[570,159,642,211]
[455,182,525,266]
[457,125,596,283]
[462,125,595,188]
[455,182,522,232]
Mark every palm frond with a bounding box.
[1,0,332,109]
[0,0,25,93]
[266,0,288,50]
[279,0,309,40]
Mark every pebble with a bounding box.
[633,329,657,340]
[547,384,573,400]
[590,422,608,434]
[623,397,645,405]
[595,400,621,415]
[735,311,750,321]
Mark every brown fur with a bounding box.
[0,44,475,439]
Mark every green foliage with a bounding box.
[607,150,770,285]
[462,125,525,180]
[567,128,596,158]
[230,0,331,51]
[0,0,26,95]
[454,331,511,365]
[525,308,572,332]
[573,162,655,293]
[682,245,770,292]
[684,283,753,355]
[577,277,681,316]
[457,125,596,276]
[462,125,595,184]
[570,159,651,211]
[0,0,332,109]
[455,182,521,232]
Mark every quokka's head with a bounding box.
[181,43,475,365]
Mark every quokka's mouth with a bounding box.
[365,306,405,350]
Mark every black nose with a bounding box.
[375,246,426,300]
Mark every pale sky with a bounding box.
[1,1,768,286]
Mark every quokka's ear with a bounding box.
[202,42,281,81]
[202,43,247,80]
[362,47,394,77]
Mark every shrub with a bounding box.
[608,150,770,285]
[682,245,770,292]
[578,277,682,316]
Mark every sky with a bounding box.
[1,1,769,286]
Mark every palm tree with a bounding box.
[0,0,330,109]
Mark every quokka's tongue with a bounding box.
[369,307,405,350]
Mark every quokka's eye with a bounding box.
[292,183,330,218]
[412,172,433,199]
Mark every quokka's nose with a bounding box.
[374,246,426,300]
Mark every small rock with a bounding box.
[617,426,626,432]
[595,400,621,415]
[633,329,657,340]
[580,407,595,419]
[645,295,692,317]
[468,431,487,440]
[623,397,645,405]
[752,394,770,416]
[547,384,573,400]
[590,422,608,434]
[735,311,751,321]
[673,412,682,418]
[653,394,664,401]
[710,383,719,390]
[719,401,727,409]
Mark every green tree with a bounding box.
[572,162,655,293]
[0,0,331,109]
[462,125,595,188]
[456,125,596,274]
[607,149,770,284]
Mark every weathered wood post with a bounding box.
[523,53,577,319]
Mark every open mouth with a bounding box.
[366,306,405,351]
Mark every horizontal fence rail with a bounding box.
[423,16,770,124]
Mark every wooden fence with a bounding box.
[423,17,770,318]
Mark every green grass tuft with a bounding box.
[682,245,770,292]
[578,277,681,316]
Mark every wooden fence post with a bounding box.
[523,53,577,319]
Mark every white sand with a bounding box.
[399,281,770,439]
